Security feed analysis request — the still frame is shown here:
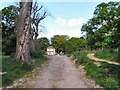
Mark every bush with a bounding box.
[20,62,34,71]
[30,50,44,58]
[72,51,89,65]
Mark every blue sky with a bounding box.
[1,0,119,40]
[39,2,99,39]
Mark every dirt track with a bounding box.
[26,55,95,88]
[87,54,120,65]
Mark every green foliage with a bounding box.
[66,37,87,54]
[51,35,69,53]
[51,35,87,54]
[2,34,16,55]
[95,49,118,62]
[2,5,19,55]
[37,37,50,51]
[2,54,48,86]
[30,50,44,59]
[81,1,120,50]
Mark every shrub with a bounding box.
[20,62,34,71]
[30,50,44,58]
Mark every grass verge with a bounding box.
[71,51,120,90]
[2,54,48,87]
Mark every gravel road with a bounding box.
[27,55,93,88]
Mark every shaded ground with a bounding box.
[24,55,101,88]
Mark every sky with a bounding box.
[0,0,119,40]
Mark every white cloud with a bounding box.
[38,17,86,40]
[55,17,85,28]
[38,28,82,40]
[55,18,66,26]
[68,18,85,27]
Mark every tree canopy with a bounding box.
[81,1,120,50]
[2,5,19,55]
[37,37,50,52]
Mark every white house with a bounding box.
[47,46,56,55]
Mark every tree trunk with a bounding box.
[15,1,32,61]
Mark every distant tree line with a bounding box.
[50,35,87,54]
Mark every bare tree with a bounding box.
[15,0,32,61]
[30,1,49,50]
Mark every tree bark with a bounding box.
[15,1,32,61]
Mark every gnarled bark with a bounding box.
[15,1,32,61]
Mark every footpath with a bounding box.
[87,54,120,65]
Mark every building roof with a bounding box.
[47,46,55,49]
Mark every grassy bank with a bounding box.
[2,52,48,87]
[71,51,120,90]
[94,49,118,62]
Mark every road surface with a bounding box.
[26,55,93,88]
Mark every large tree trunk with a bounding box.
[15,1,32,61]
